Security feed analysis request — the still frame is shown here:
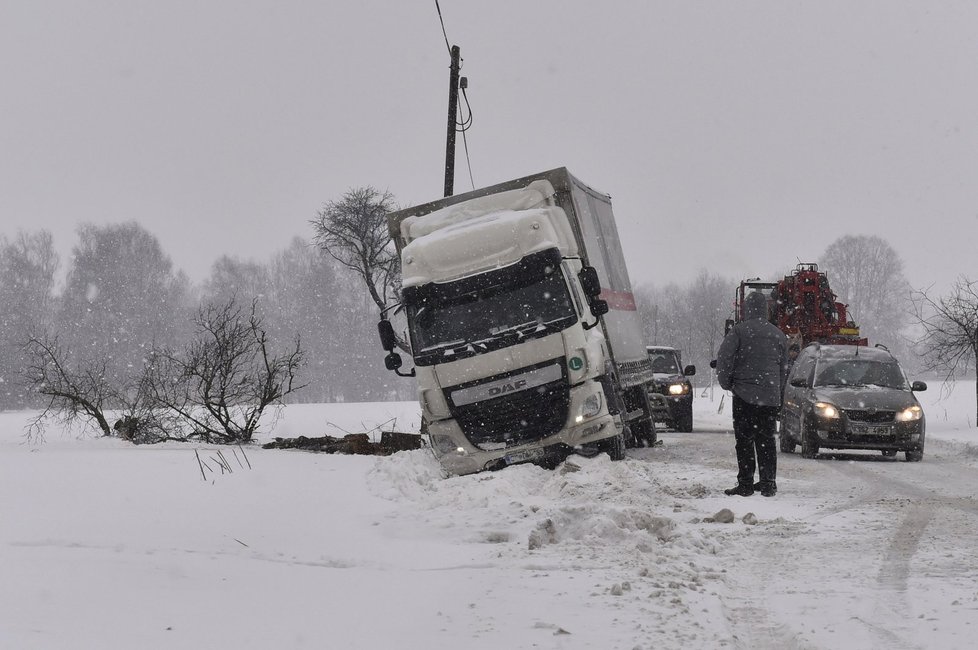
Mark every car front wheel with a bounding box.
[779,433,795,453]
[905,447,924,462]
[674,405,693,433]
[800,416,819,459]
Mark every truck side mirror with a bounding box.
[378,319,397,352]
[724,319,734,335]
[683,365,696,377]
[590,298,609,316]
[578,266,601,298]
[384,352,403,371]
[709,359,717,369]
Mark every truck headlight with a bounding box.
[896,405,923,422]
[814,402,839,419]
[668,383,689,396]
[576,392,602,423]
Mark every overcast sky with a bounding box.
[2,1,976,295]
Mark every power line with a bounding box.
[459,84,475,190]
[434,0,452,56]
[435,1,476,191]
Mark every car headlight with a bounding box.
[576,392,603,423]
[668,383,689,396]
[896,405,923,422]
[814,402,839,418]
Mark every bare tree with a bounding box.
[310,186,400,317]
[146,298,304,443]
[59,222,193,380]
[0,230,60,408]
[911,277,978,421]
[636,270,733,377]
[21,332,115,442]
[820,235,911,349]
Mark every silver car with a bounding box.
[780,344,926,461]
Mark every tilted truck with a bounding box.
[376,167,656,475]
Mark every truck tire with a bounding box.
[631,417,657,447]
[599,431,626,461]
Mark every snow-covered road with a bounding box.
[655,427,978,649]
[2,385,976,649]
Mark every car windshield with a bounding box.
[813,359,910,390]
[648,351,681,374]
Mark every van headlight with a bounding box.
[576,392,603,423]
[814,402,839,418]
[668,383,689,395]
[896,405,923,422]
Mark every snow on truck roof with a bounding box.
[400,180,556,245]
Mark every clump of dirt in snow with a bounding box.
[662,482,710,499]
[528,518,558,549]
[703,508,735,524]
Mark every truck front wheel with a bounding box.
[630,417,657,447]
[598,431,626,461]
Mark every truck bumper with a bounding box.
[427,413,618,476]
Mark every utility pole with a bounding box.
[443,45,460,197]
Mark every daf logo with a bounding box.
[451,363,563,407]
[488,379,527,396]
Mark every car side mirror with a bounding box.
[911,380,927,392]
[578,266,601,298]
[378,319,397,351]
[709,359,717,369]
[724,319,734,335]
[789,377,808,388]
[683,365,696,377]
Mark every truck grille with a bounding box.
[845,410,895,424]
[446,362,569,449]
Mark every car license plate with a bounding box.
[851,424,891,435]
[504,448,544,465]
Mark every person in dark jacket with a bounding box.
[716,290,789,497]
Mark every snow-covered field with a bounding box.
[2,382,976,649]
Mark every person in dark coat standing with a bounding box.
[716,290,789,497]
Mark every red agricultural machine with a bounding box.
[728,263,867,347]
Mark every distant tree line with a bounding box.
[4,202,974,430]
[633,234,972,386]
[0,221,411,419]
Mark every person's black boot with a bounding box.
[760,483,777,497]
[723,484,754,496]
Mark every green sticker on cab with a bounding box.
[568,357,583,371]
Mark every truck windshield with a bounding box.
[404,249,577,364]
